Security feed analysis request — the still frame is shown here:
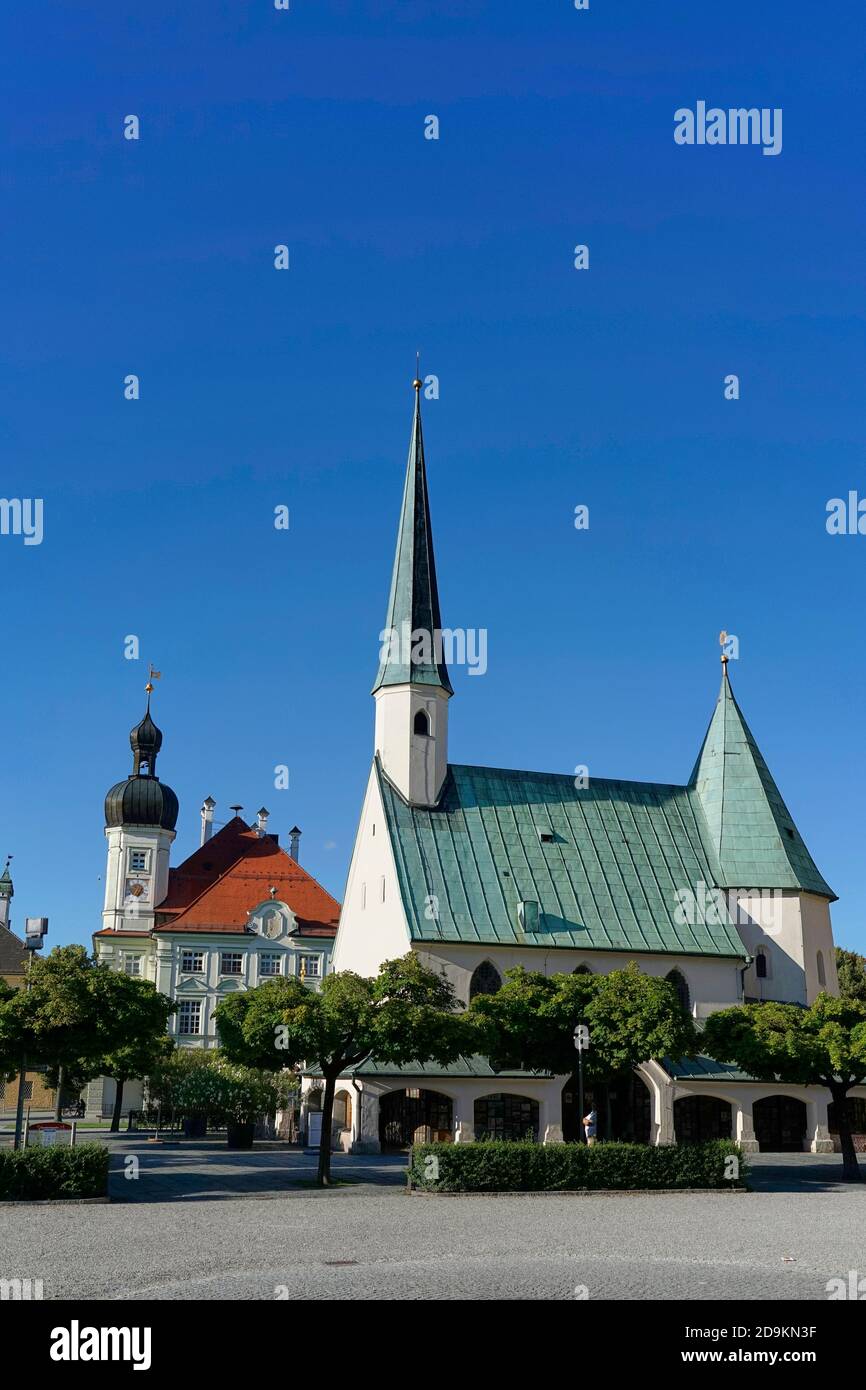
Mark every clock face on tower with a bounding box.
[124,878,151,904]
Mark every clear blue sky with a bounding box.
[2,1,864,953]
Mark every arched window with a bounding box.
[413,709,430,736]
[755,949,768,979]
[666,969,690,1016]
[817,951,826,987]
[469,960,502,1000]
[573,963,593,975]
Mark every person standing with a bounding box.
[583,1106,597,1146]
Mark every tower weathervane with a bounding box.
[719,631,729,668]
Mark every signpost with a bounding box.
[573,1023,590,1144]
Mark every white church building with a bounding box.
[310,378,863,1156]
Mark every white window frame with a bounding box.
[128,848,151,873]
[259,953,282,977]
[178,1000,203,1036]
[121,953,143,977]
[219,951,244,977]
[180,950,205,975]
[298,953,321,979]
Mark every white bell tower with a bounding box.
[102,685,178,933]
[371,376,452,807]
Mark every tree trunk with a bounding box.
[53,1066,65,1122]
[111,1077,126,1134]
[316,1074,338,1187]
[830,1085,861,1182]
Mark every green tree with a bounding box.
[215,954,470,1186]
[0,946,175,1127]
[469,963,698,1138]
[703,996,866,1182]
[836,949,866,1006]
[89,970,176,1130]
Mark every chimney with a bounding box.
[289,825,301,862]
[256,807,270,837]
[200,797,216,846]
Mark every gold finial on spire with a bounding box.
[413,351,422,391]
[719,631,729,669]
[145,664,162,706]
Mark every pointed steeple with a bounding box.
[372,376,453,696]
[690,663,834,897]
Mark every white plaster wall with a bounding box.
[735,891,838,1004]
[331,763,411,973]
[373,684,449,806]
[412,942,745,1016]
[102,824,175,933]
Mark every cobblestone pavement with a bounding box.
[1,1147,865,1300]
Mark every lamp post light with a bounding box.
[573,1023,590,1144]
[13,918,48,1152]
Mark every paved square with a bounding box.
[2,1143,865,1300]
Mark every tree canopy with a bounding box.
[703,995,866,1181]
[214,953,471,1185]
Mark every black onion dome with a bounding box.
[104,776,179,831]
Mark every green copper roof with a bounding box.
[371,387,453,696]
[689,670,834,898]
[662,1054,758,1083]
[310,1055,553,1080]
[378,759,747,959]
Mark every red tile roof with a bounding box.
[153,817,340,936]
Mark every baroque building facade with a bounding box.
[89,696,338,1117]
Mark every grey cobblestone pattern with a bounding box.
[0,1146,863,1300]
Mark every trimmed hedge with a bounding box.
[408,1139,748,1192]
[0,1143,109,1201]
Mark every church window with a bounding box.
[755,949,768,979]
[413,709,430,736]
[666,968,691,1015]
[469,960,502,1000]
[817,951,826,987]
[573,963,592,975]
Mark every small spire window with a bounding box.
[413,709,430,737]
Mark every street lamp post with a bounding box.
[12,917,48,1152]
[573,1023,590,1144]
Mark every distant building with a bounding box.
[88,699,339,1117]
[0,859,60,1117]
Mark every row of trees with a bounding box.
[4,944,865,1185]
[213,953,866,1185]
[0,945,174,1130]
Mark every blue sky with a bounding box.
[1,1,864,952]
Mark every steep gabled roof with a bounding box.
[0,925,29,979]
[371,383,453,696]
[377,759,746,958]
[689,669,834,898]
[153,817,340,936]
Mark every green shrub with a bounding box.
[408,1139,748,1192]
[0,1143,109,1200]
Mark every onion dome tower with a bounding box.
[102,681,178,933]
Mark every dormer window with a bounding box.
[413,709,430,736]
